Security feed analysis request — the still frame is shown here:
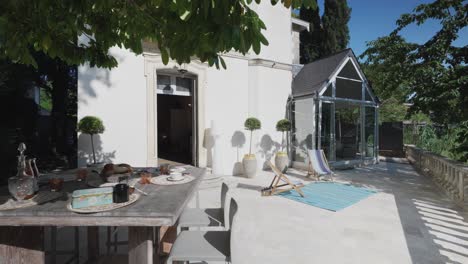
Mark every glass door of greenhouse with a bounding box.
[334,101,362,161]
[318,101,363,162]
[318,101,333,160]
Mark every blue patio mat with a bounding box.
[278,182,377,211]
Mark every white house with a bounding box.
[78,3,309,175]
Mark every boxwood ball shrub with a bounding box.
[276,119,291,152]
[244,117,261,156]
[78,116,105,164]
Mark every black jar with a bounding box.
[113,183,129,203]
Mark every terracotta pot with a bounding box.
[275,152,289,173]
[242,154,257,178]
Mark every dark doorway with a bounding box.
[156,74,195,165]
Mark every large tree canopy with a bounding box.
[321,0,351,56]
[360,0,467,125]
[0,0,314,69]
[299,0,351,63]
[299,0,322,63]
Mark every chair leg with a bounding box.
[113,227,118,253]
[51,227,57,264]
[106,227,111,255]
[74,227,80,263]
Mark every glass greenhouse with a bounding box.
[290,49,379,168]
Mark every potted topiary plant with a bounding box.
[243,117,261,178]
[275,119,291,172]
[78,116,105,165]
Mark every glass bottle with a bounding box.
[8,143,35,200]
[26,159,39,193]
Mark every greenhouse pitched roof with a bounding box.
[292,49,355,97]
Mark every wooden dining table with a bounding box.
[0,166,205,264]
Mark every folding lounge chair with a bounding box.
[307,149,334,181]
[167,198,239,264]
[261,161,305,197]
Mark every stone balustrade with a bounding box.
[405,145,468,205]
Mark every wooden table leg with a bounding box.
[128,226,155,264]
[0,226,45,264]
[87,226,99,262]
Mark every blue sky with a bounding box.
[314,0,468,56]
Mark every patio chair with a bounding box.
[177,182,230,233]
[167,198,238,264]
[261,161,305,197]
[307,149,334,181]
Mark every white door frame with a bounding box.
[143,53,208,167]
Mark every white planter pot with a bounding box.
[275,152,289,173]
[242,155,257,178]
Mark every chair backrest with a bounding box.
[228,198,239,260]
[220,182,229,209]
[228,198,238,231]
[307,149,332,174]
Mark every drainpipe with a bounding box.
[286,95,293,167]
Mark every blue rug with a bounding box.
[278,182,377,211]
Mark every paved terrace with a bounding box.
[195,162,468,264]
[50,162,468,263]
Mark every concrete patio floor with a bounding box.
[191,162,468,264]
[49,162,468,263]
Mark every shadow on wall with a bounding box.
[78,66,111,106]
[203,128,214,168]
[258,134,280,170]
[78,48,128,105]
[231,131,246,176]
[77,133,116,166]
[292,134,313,162]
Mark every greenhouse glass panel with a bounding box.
[292,97,314,162]
[335,101,362,160]
[365,107,376,157]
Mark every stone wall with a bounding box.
[406,145,468,205]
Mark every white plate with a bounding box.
[167,176,185,182]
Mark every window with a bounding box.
[157,75,172,93]
[337,60,361,80]
[157,74,193,96]
[335,78,362,100]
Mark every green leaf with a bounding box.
[219,56,226,69]
[161,48,169,65]
[259,34,269,45]
[180,10,191,21]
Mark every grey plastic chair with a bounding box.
[168,198,238,263]
[177,182,230,232]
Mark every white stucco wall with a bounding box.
[251,2,293,64]
[205,56,250,175]
[78,48,147,167]
[248,66,292,171]
[77,2,296,175]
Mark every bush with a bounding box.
[244,117,261,131]
[244,117,261,156]
[78,116,104,164]
[405,123,467,164]
[276,119,291,152]
[78,116,105,135]
[276,119,291,132]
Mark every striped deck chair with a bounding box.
[307,149,334,181]
[261,161,305,197]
